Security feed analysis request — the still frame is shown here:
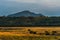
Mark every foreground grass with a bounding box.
[0,27,60,40]
[0,35,60,40]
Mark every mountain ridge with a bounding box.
[8,10,44,17]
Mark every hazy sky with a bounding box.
[0,0,60,16]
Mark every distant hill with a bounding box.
[8,10,44,17]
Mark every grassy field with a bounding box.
[0,27,60,40]
[0,35,60,40]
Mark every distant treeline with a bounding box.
[0,16,60,27]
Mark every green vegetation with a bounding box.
[0,35,60,40]
[0,16,60,27]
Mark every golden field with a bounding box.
[0,27,60,40]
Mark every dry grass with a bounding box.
[0,27,60,40]
[0,27,60,36]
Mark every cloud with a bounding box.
[7,0,37,3]
[7,0,60,7]
[38,0,60,7]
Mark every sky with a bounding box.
[0,0,60,16]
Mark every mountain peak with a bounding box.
[8,10,44,17]
[21,10,30,13]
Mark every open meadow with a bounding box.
[0,27,60,40]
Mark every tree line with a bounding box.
[0,16,60,27]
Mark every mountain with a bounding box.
[8,10,44,17]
